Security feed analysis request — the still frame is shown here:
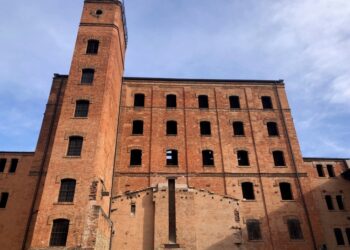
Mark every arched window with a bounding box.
[247,219,262,240]
[166,94,177,108]
[67,136,83,156]
[202,150,214,166]
[287,219,303,240]
[75,100,90,117]
[166,121,177,135]
[233,122,244,136]
[241,182,255,200]
[166,149,178,165]
[267,122,278,136]
[134,93,145,107]
[81,68,95,84]
[132,120,144,135]
[198,95,209,108]
[229,95,240,109]
[50,219,70,246]
[130,149,142,166]
[261,96,273,109]
[279,182,293,200]
[58,179,76,202]
[200,121,211,136]
[237,150,249,166]
[86,39,99,54]
[273,151,285,166]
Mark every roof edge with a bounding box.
[0,151,35,155]
[303,157,349,161]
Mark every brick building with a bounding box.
[0,0,349,249]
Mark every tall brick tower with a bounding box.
[28,0,127,248]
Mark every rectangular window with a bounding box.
[166,150,178,166]
[327,165,335,177]
[81,69,95,84]
[261,96,273,109]
[334,228,345,245]
[198,95,209,108]
[247,220,262,240]
[325,195,334,210]
[229,96,240,109]
[131,203,136,215]
[9,159,18,173]
[0,158,6,172]
[336,195,344,210]
[75,100,89,117]
[316,164,325,177]
[346,228,350,245]
[0,192,9,208]
[287,219,303,240]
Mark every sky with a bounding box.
[0,0,349,158]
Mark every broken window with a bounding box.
[200,121,211,136]
[279,182,293,200]
[237,150,249,166]
[58,179,76,202]
[0,192,9,208]
[241,182,255,200]
[166,94,177,108]
[166,149,178,165]
[247,219,262,240]
[273,151,285,166]
[233,121,244,136]
[325,195,334,210]
[198,95,209,108]
[81,68,95,84]
[130,149,142,166]
[134,93,145,107]
[86,39,99,54]
[50,219,69,246]
[202,150,214,166]
[316,164,325,177]
[267,122,279,136]
[75,100,89,117]
[336,195,344,210]
[229,95,240,109]
[327,164,335,177]
[261,96,273,109]
[334,228,345,245]
[287,219,303,240]
[0,158,6,172]
[166,121,177,135]
[67,136,83,156]
[132,120,144,135]
[9,159,18,173]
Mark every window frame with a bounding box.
[241,182,255,201]
[246,219,262,241]
[58,179,76,203]
[130,149,142,166]
[166,94,177,108]
[81,68,95,85]
[229,95,240,109]
[134,93,145,108]
[166,149,178,166]
[49,219,70,246]
[86,39,100,54]
[67,136,83,157]
[198,95,209,109]
[202,150,214,166]
[74,100,90,118]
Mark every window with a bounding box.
[86,39,99,54]
[131,203,136,215]
[0,158,6,172]
[166,94,177,108]
[273,151,285,166]
[75,100,89,117]
[287,219,303,240]
[166,149,178,166]
[58,179,76,202]
[327,165,335,177]
[0,192,9,208]
[130,149,142,166]
[9,159,18,173]
[279,182,293,200]
[325,195,334,210]
[237,150,249,166]
[267,122,279,136]
[200,121,211,136]
[134,93,145,107]
[241,182,255,200]
[261,96,273,109]
[316,164,325,177]
[166,121,177,135]
[247,219,262,240]
[202,150,214,166]
[346,228,350,245]
[132,120,143,135]
[334,228,345,245]
[81,68,95,84]
[198,95,209,108]
[67,136,83,156]
[233,122,244,136]
[50,219,69,246]
[229,96,240,109]
[336,195,344,210]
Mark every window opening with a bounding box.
[134,93,145,107]
[247,219,262,240]
[261,96,273,109]
[200,121,211,136]
[229,96,240,109]
[131,203,136,215]
[279,182,293,200]
[75,100,89,117]
[166,94,177,108]
[325,195,334,210]
[334,228,345,245]
[166,121,177,135]
[198,95,209,108]
[9,159,18,173]
[0,192,9,208]
[233,122,244,136]
[237,150,249,166]
[327,165,335,177]
[130,149,142,166]
[0,158,6,172]
[287,219,303,240]
[273,151,285,166]
[242,182,255,200]
[336,195,344,210]
[202,150,214,166]
[267,122,279,136]
[50,219,69,246]
[316,164,325,177]
[81,68,95,84]
[86,39,99,54]
[345,228,350,245]
[166,150,178,166]
[58,179,76,202]
[132,120,144,135]
[67,136,83,156]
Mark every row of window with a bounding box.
[316,164,336,177]
[325,195,345,211]
[0,158,18,173]
[242,182,294,201]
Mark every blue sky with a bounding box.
[0,0,349,158]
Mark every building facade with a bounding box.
[0,1,349,249]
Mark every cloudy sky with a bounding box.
[0,0,349,158]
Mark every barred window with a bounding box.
[166,94,177,108]
[130,149,142,166]
[273,151,285,166]
[198,95,209,108]
[67,136,83,156]
[247,219,262,240]
[50,219,69,246]
[166,149,178,165]
[75,100,89,117]
[58,179,76,202]
[200,121,211,136]
[229,95,240,109]
[237,150,249,166]
[233,122,244,136]
[166,121,177,135]
[81,68,95,84]
[132,120,143,135]
[86,39,99,54]
[261,96,273,109]
[0,192,9,208]
[267,122,278,136]
[202,150,214,166]
[134,93,145,107]
[287,219,303,240]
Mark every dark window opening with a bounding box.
[233,122,244,136]
[200,121,211,136]
[131,203,136,215]
[336,195,344,210]
[67,136,83,156]
[81,68,95,84]
[9,159,18,173]
[166,121,177,135]
[247,219,262,240]
[166,150,178,166]
[287,219,303,240]
[130,149,142,166]
[267,122,279,136]
[327,165,335,177]
[202,150,214,166]
[242,182,255,200]
[237,150,249,166]
[273,151,285,166]
[58,179,76,202]
[75,100,89,117]
[229,96,240,109]
[325,195,334,210]
[334,228,345,245]
[50,219,69,246]
[198,95,209,108]
[0,158,6,172]
[166,94,177,108]
[86,39,99,54]
[132,120,144,135]
[168,179,176,243]
[279,182,293,200]
[345,228,350,245]
[261,96,273,109]
[134,93,145,107]
[0,192,9,208]
[316,164,325,177]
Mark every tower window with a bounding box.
[241,182,255,200]
[86,39,99,54]
[132,120,144,135]
[229,96,240,109]
[166,149,178,166]
[334,228,345,245]
[287,219,303,240]
[0,158,6,172]
[267,122,279,136]
[50,219,69,246]
[237,150,249,166]
[81,68,95,84]
[202,150,214,166]
[166,94,177,108]
[247,219,262,240]
[316,164,325,177]
[58,179,76,203]
[327,164,335,177]
[134,93,145,107]
[130,149,142,166]
[200,121,211,136]
[233,122,244,136]
[273,151,285,166]
[67,136,83,156]
[279,182,293,200]
[0,192,9,208]
[9,159,18,173]
[325,195,334,210]
[261,96,273,109]
[75,100,90,117]
[166,121,177,135]
[198,95,209,108]
[336,195,344,210]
